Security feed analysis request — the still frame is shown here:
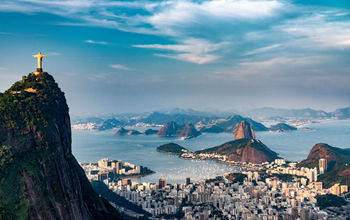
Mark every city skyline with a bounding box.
[1,0,350,115]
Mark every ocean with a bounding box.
[72,120,350,183]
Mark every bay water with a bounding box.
[72,120,350,183]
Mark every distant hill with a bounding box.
[299,143,350,187]
[199,125,224,133]
[157,122,201,139]
[246,107,331,119]
[332,108,350,119]
[115,127,141,135]
[206,115,268,133]
[143,128,159,135]
[269,123,297,132]
[164,108,216,117]
[98,118,125,131]
[140,112,215,125]
[196,139,278,163]
[157,143,189,155]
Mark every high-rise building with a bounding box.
[98,158,109,168]
[319,158,327,174]
[135,166,141,174]
[315,182,323,191]
[186,177,191,185]
[159,178,166,189]
[98,172,108,182]
[308,168,318,182]
[115,161,120,173]
[340,185,348,194]
[332,184,340,195]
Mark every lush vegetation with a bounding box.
[0,73,68,134]
[0,145,49,219]
[0,73,121,219]
[316,194,347,209]
[299,144,350,187]
[157,143,189,155]
[227,173,247,184]
[0,72,66,219]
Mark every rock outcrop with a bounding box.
[234,121,255,140]
[157,121,201,139]
[196,139,278,163]
[0,72,120,219]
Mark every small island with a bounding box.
[269,123,297,132]
[115,127,142,135]
[157,143,189,155]
[143,128,159,135]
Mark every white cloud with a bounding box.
[3,0,350,65]
[279,13,350,49]
[134,38,228,64]
[244,44,281,56]
[84,39,109,45]
[1,0,284,36]
[144,0,283,36]
[110,64,132,71]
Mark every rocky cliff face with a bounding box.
[197,139,278,163]
[157,121,201,139]
[234,121,255,140]
[0,72,120,219]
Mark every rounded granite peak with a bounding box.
[234,121,255,140]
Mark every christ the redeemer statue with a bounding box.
[33,52,47,73]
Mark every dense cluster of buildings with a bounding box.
[80,158,141,181]
[102,158,349,219]
[265,159,348,196]
[181,152,227,161]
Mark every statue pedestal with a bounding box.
[33,68,43,76]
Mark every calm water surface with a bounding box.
[72,120,350,183]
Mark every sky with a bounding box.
[0,0,350,115]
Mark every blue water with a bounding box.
[72,120,350,183]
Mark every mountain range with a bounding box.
[245,107,350,120]
[72,106,350,130]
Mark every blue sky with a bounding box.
[0,0,350,115]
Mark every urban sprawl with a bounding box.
[80,157,349,219]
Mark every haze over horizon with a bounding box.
[1,0,350,115]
